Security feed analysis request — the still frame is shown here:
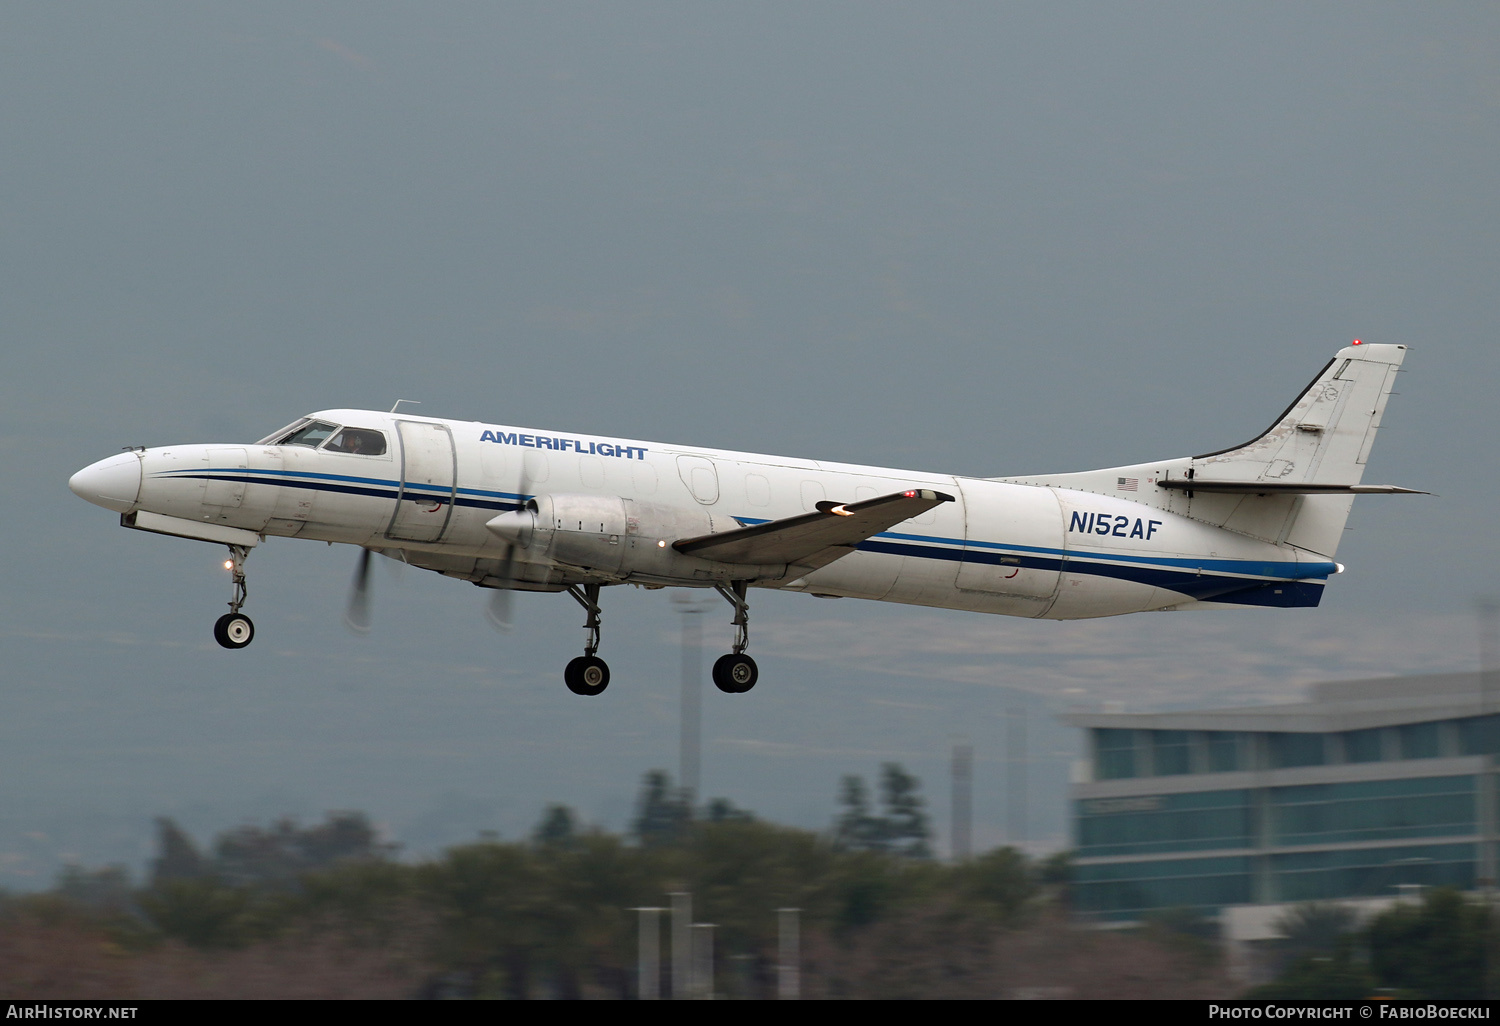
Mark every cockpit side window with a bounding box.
[324,428,388,456]
[275,421,340,448]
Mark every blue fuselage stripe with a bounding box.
[162,468,1326,603]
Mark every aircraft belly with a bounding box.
[1045,574,1161,619]
[795,549,901,600]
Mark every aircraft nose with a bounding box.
[69,452,143,513]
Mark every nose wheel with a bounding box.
[214,612,255,649]
[563,583,609,695]
[711,581,758,693]
[214,546,255,650]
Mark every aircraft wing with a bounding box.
[673,488,954,570]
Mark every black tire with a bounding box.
[564,655,610,695]
[213,613,254,650]
[712,653,758,693]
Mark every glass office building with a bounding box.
[1063,672,1500,921]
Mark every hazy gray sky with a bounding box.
[3,3,1497,884]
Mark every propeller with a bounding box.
[485,557,516,631]
[484,458,536,632]
[344,546,373,634]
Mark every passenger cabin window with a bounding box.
[274,421,339,448]
[324,428,387,456]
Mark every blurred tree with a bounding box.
[150,817,208,885]
[137,878,260,949]
[632,771,692,847]
[833,775,882,851]
[55,865,133,914]
[420,841,548,999]
[1273,902,1361,968]
[212,812,392,889]
[950,847,1035,921]
[1248,938,1376,1000]
[879,763,931,859]
[704,797,754,823]
[1369,888,1488,999]
[531,805,579,848]
[834,765,932,858]
[1035,849,1072,907]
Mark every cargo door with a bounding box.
[386,421,457,542]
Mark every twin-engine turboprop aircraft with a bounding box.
[70,342,1421,696]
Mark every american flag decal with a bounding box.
[1118,477,1138,491]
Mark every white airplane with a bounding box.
[70,342,1420,696]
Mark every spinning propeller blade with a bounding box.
[484,461,533,632]
[344,547,373,634]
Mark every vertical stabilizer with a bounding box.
[1193,342,1406,487]
[997,343,1409,557]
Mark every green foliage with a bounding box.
[1248,941,1377,1000]
[137,877,266,949]
[531,805,579,848]
[149,812,391,891]
[632,770,693,847]
[703,797,754,823]
[833,763,932,858]
[1140,906,1222,966]
[1274,901,1361,964]
[1255,890,1500,1000]
[834,775,881,851]
[150,817,208,885]
[33,778,1070,997]
[950,847,1036,921]
[879,763,931,859]
[1368,888,1489,999]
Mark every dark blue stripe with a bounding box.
[1210,581,1324,608]
[154,473,526,512]
[158,471,1323,605]
[855,538,1295,602]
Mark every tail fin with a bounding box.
[1191,342,1407,487]
[999,343,1412,557]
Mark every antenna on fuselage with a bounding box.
[390,399,422,414]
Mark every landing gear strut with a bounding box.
[213,545,255,650]
[563,583,609,695]
[711,580,758,693]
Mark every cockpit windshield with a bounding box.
[271,420,339,448]
[256,418,389,455]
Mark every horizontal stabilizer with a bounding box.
[1157,479,1427,495]
[674,488,954,569]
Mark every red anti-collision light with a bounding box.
[1352,339,1362,345]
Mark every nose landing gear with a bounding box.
[711,581,758,693]
[213,545,255,650]
[563,583,609,695]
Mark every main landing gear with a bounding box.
[710,580,758,694]
[213,545,255,650]
[563,583,609,696]
[554,580,759,696]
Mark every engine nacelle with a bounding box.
[486,493,788,582]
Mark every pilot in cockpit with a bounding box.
[324,428,386,456]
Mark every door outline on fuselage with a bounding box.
[385,420,458,543]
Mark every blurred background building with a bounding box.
[1063,672,1499,923]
